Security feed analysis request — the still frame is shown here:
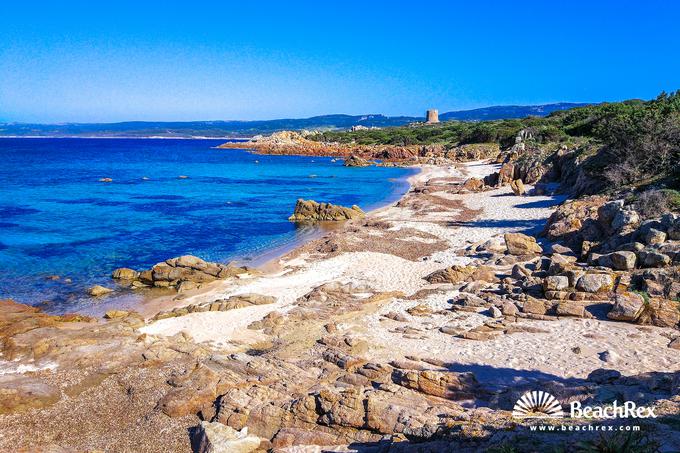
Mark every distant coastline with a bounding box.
[0,102,592,139]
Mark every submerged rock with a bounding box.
[288,199,365,222]
[87,285,113,297]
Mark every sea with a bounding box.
[0,138,415,314]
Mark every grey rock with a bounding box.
[598,200,624,228]
[576,273,613,293]
[597,251,637,270]
[612,209,640,230]
[543,275,570,292]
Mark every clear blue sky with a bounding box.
[1,0,679,123]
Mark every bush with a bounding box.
[633,189,670,219]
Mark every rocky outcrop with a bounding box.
[288,199,365,222]
[112,255,250,290]
[343,155,372,167]
[154,293,276,320]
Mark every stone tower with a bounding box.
[426,109,439,123]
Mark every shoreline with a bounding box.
[126,164,424,319]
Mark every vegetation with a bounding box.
[313,91,680,195]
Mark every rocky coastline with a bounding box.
[1,139,680,451]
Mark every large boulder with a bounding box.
[504,233,543,255]
[607,292,646,322]
[596,251,637,270]
[288,199,365,222]
[111,268,139,280]
[637,250,671,268]
[575,273,614,293]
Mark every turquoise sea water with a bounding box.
[0,138,415,313]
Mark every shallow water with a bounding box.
[0,138,415,313]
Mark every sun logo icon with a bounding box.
[512,390,564,418]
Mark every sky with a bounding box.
[1,1,679,123]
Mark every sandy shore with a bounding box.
[140,160,680,387]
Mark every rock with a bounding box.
[104,310,130,319]
[547,253,575,274]
[511,263,532,279]
[556,301,585,317]
[504,233,542,255]
[343,155,372,167]
[193,421,261,453]
[463,177,485,192]
[489,306,502,318]
[599,350,619,364]
[497,162,515,185]
[597,251,637,270]
[645,228,667,245]
[575,274,613,293]
[288,199,365,222]
[87,285,113,297]
[476,236,507,254]
[157,365,220,417]
[501,301,518,316]
[588,368,622,384]
[612,209,640,231]
[668,338,680,350]
[425,265,472,284]
[510,179,526,196]
[543,276,569,292]
[391,369,479,400]
[598,200,624,228]
[98,178,113,183]
[522,297,547,315]
[637,250,671,268]
[607,292,646,322]
[640,297,680,328]
[0,376,61,414]
[550,243,575,255]
[111,268,139,280]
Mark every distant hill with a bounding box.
[0,103,592,138]
[439,103,592,121]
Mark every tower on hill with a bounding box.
[426,109,439,123]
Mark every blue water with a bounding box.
[0,138,415,313]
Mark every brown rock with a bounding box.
[556,301,585,317]
[504,233,542,255]
[157,365,220,417]
[288,199,365,222]
[87,285,113,297]
[607,292,645,322]
[510,179,526,196]
[391,369,478,400]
